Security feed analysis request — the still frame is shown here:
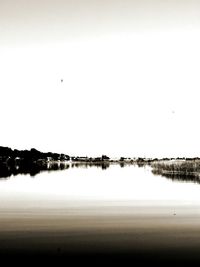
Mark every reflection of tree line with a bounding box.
[0,158,141,179]
[4,159,200,184]
[71,162,110,170]
[0,161,71,178]
[0,161,112,178]
[151,161,200,184]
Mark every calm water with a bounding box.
[1,163,200,205]
[1,164,200,263]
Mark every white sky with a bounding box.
[0,1,200,158]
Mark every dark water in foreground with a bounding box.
[1,163,200,265]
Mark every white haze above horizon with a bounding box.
[0,0,200,158]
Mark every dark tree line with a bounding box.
[0,146,70,163]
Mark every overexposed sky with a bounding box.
[0,0,200,158]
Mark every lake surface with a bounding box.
[1,163,200,264]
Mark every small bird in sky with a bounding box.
[61,79,63,83]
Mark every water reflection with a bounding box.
[0,159,147,179]
[0,161,70,179]
[152,169,200,184]
[1,159,200,186]
[71,162,110,170]
[0,161,112,178]
[151,161,200,184]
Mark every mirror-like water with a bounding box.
[1,164,200,206]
